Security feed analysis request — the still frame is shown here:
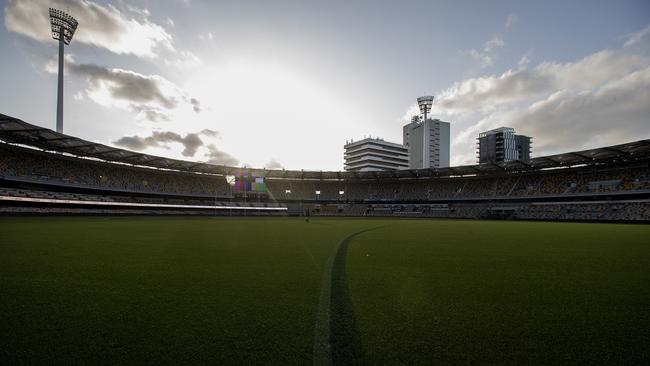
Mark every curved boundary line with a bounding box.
[313,226,384,366]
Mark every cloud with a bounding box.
[506,14,519,29]
[517,54,530,68]
[469,36,505,68]
[45,56,200,121]
[163,50,202,69]
[434,48,647,115]
[114,129,220,157]
[199,129,218,137]
[122,4,150,18]
[408,25,650,165]
[4,0,173,58]
[624,25,650,48]
[264,158,284,170]
[484,36,505,52]
[132,107,171,123]
[189,98,201,113]
[508,67,650,152]
[114,129,239,166]
[204,144,239,166]
[69,62,176,108]
[469,16,519,68]
[199,32,214,41]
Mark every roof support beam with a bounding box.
[515,159,533,168]
[603,146,628,155]
[35,136,78,142]
[570,152,592,160]
[541,156,558,164]
[91,148,123,156]
[67,143,102,149]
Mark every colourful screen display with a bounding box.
[234,172,267,192]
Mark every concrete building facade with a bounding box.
[403,118,450,169]
[344,138,409,171]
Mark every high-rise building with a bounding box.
[402,117,450,169]
[344,138,409,171]
[477,127,532,163]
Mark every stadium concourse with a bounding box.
[1,113,649,222]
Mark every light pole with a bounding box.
[417,96,434,168]
[49,8,78,134]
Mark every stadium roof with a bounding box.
[1,113,650,180]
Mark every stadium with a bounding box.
[1,113,650,220]
[2,113,650,364]
[2,1,650,365]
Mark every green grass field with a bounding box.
[1,217,649,365]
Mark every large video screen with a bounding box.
[234,171,267,192]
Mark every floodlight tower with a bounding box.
[417,96,434,168]
[49,8,78,133]
[417,96,434,123]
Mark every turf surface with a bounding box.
[0,217,648,365]
[347,220,650,365]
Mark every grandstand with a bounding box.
[1,113,649,221]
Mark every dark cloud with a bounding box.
[189,98,201,113]
[50,57,201,121]
[69,62,178,108]
[509,67,650,153]
[5,0,173,58]
[199,129,219,137]
[204,144,239,166]
[264,158,284,170]
[112,135,148,151]
[114,129,220,157]
[132,107,171,123]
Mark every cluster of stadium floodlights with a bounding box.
[49,8,78,134]
[49,8,78,45]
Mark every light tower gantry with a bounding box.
[416,95,434,168]
[417,95,434,123]
[49,8,78,134]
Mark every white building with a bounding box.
[344,138,409,171]
[403,117,450,169]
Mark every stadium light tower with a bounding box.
[49,8,78,134]
[417,96,434,168]
[417,95,434,123]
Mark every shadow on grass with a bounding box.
[313,226,385,366]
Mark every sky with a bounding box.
[1,0,649,170]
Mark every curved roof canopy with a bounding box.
[1,113,649,180]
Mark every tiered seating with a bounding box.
[0,145,230,197]
[1,141,649,221]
